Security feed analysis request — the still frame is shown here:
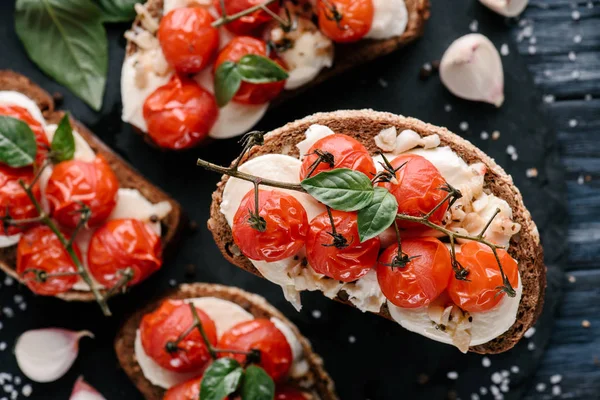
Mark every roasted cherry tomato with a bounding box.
[213,0,281,36]
[87,219,162,288]
[306,210,380,282]
[140,300,218,373]
[0,165,42,236]
[218,319,292,382]
[317,0,374,43]
[214,36,287,105]
[377,237,452,309]
[232,189,308,262]
[275,387,310,400]
[448,242,519,313]
[16,226,81,296]
[158,7,220,74]
[0,105,49,166]
[45,155,119,229]
[164,376,202,400]
[299,134,376,180]
[377,154,449,228]
[143,74,218,150]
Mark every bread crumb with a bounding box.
[568,275,576,283]
[582,319,591,328]
[526,168,538,178]
[492,131,500,140]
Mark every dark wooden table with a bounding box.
[521,1,600,399]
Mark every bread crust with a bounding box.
[0,70,185,302]
[114,283,338,400]
[207,109,546,354]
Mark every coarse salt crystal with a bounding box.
[480,387,488,395]
[572,10,581,20]
[445,104,452,112]
[578,175,585,185]
[470,20,479,32]
[552,385,562,396]
[524,327,536,338]
[447,371,459,380]
[511,366,520,374]
[550,374,562,384]
[528,46,537,55]
[574,34,582,43]
[312,310,322,319]
[492,372,503,384]
[568,275,576,283]
[22,384,32,397]
[536,383,546,392]
[490,385,500,396]
[481,131,489,140]
[506,145,516,155]
[585,94,592,101]
[500,44,509,56]
[543,94,555,103]
[569,119,578,127]
[459,122,469,131]
[348,335,356,344]
[568,51,577,61]
[482,357,491,367]
[528,342,536,351]
[0,342,6,351]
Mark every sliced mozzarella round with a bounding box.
[270,317,308,378]
[388,275,522,349]
[187,297,253,338]
[45,124,96,162]
[194,69,269,140]
[365,0,408,40]
[339,269,386,313]
[295,124,335,158]
[108,188,172,236]
[0,91,46,125]
[121,53,173,132]
[220,154,325,226]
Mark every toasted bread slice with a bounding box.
[0,70,185,301]
[207,109,546,354]
[115,283,338,400]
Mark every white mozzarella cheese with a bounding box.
[295,124,335,158]
[0,91,46,125]
[365,0,409,40]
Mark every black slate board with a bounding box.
[0,0,568,399]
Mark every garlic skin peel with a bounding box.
[440,34,505,107]
[15,328,94,383]
[479,0,528,17]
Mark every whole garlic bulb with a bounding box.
[440,34,505,107]
[479,0,528,17]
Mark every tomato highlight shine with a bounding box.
[299,134,376,180]
[45,155,119,229]
[377,237,452,309]
[17,226,80,296]
[232,189,309,262]
[215,36,287,105]
[448,242,519,312]
[158,7,220,74]
[87,218,162,287]
[306,210,380,282]
[0,165,41,236]
[143,74,219,150]
[218,319,292,382]
[140,300,218,373]
[317,0,374,43]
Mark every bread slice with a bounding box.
[0,70,185,302]
[207,109,546,354]
[115,283,338,400]
[125,0,431,131]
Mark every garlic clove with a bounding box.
[440,34,505,107]
[15,328,94,383]
[70,376,106,400]
[479,0,528,17]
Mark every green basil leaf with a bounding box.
[0,116,37,168]
[15,0,108,111]
[215,61,242,107]
[358,187,398,242]
[240,365,275,400]
[200,358,244,400]
[51,114,75,162]
[97,0,140,22]
[301,168,374,211]
[237,54,289,84]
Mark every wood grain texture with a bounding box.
[519,0,600,398]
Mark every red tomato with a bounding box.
[0,165,42,236]
[232,189,308,262]
[377,237,452,308]
[140,300,218,373]
[305,210,380,282]
[45,155,119,229]
[87,219,162,288]
[214,36,286,105]
[213,0,281,36]
[143,74,218,150]
[275,387,310,400]
[218,319,292,382]
[317,0,374,43]
[16,226,81,296]
[0,105,49,166]
[158,7,219,73]
[299,134,376,180]
[163,376,202,400]
[448,242,519,312]
[377,154,449,228]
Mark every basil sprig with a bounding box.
[214,54,289,107]
[201,358,274,400]
[301,168,375,211]
[357,187,399,242]
[0,116,37,168]
[51,114,76,162]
